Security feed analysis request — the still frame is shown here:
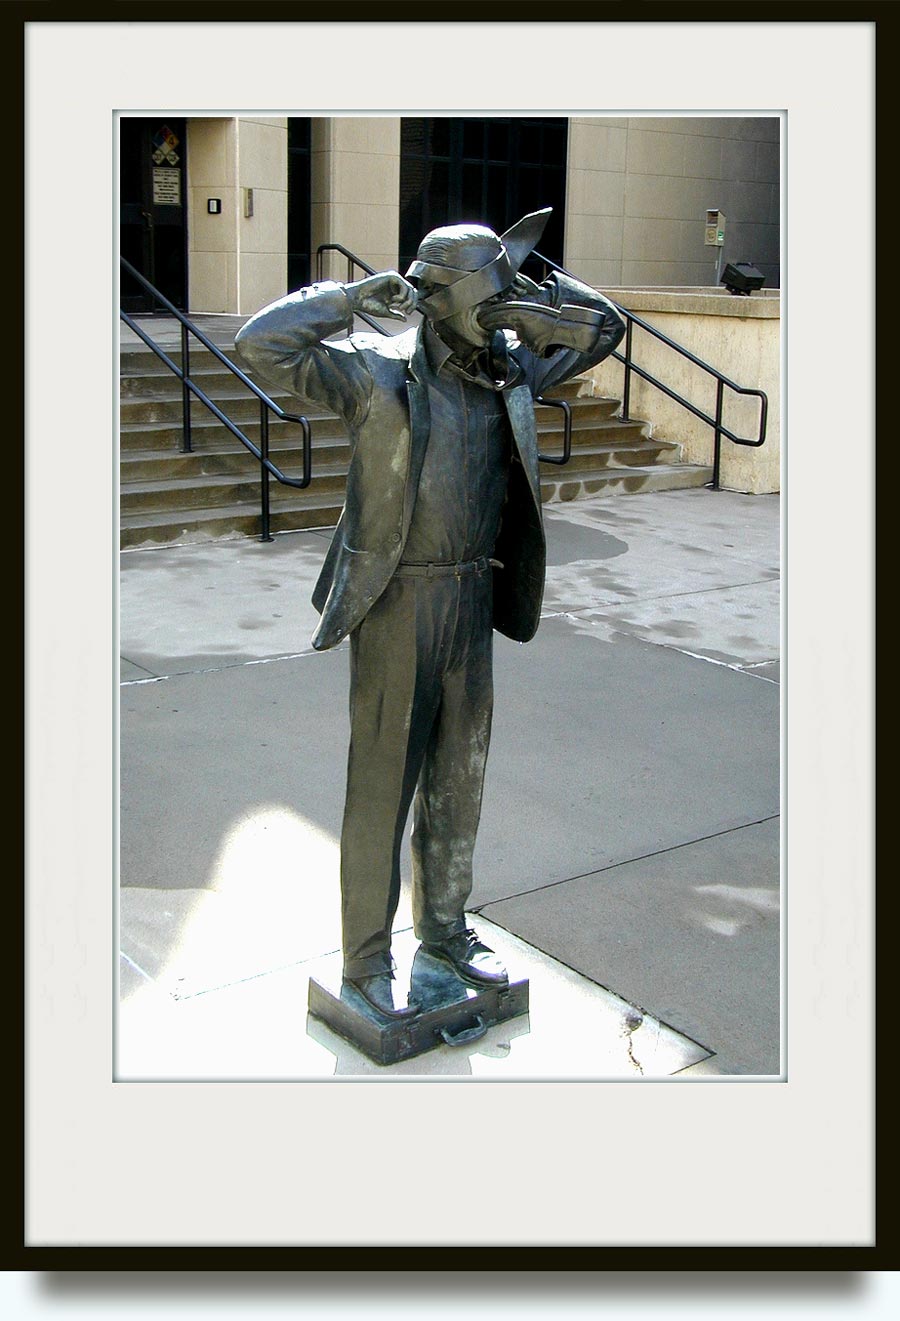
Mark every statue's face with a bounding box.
[424,282,517,359]
[415,232,511,357]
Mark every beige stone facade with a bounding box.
[187,117,288,316]
[565,116,780,289]
[185,113,780,312]
[310,117,401,283]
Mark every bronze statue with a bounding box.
[235,209,625,1022]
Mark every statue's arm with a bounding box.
[481,270,626,395]
[234,281,375,428]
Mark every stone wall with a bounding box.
[187,117,288,315]
[311,117,401,283]
[589,288,781,494]
[565,116,781,290]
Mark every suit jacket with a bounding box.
[234,272,625,651]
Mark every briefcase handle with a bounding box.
[439,1015,487,1048]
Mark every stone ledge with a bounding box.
[602,286,780,318]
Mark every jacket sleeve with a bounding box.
[234,281,374,431]
[510,271,626,397]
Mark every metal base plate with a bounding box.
[308,945,529,1066]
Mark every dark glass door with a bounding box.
[288,118,312,292]
[120,117,187,311]
[399,118,568,278]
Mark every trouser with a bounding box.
[339,561,494,979]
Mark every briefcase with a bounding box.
[307,946,529,1066]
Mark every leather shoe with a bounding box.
[422,929,508,986]
[342,972,419,1019]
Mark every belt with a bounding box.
[394,556,502,579]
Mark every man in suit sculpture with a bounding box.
[235,208,625,1018]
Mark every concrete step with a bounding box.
[119,401,634,450]
[119,411,345,451]
[120,496,344,550]
[120,464,349,515]
[120,389,309,427]
[120,373,620,417]
[120,365,258,399]
[120,351,245,383]
[120,445,699,518]
[120,462,714,549]
[540,378,596,401]
[540,437,679,471]
[121,391,624,429]
[120,408,648,456]
[535,396,626,426]
[120,436,351,483]
[541,462,713,502]
[120,430,673,486]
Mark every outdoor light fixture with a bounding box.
[721,262,765,295]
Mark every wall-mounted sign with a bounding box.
[152,167,182,206]
[152,124,180,167]
[704,209,726,246]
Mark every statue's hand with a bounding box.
[510,273,545,300]
[346,271,418,322]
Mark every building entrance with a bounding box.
[399,118,568,276]
[120,117,187,311]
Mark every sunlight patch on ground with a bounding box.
[690,879,780,937]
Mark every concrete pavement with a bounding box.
[119,486,780,1078]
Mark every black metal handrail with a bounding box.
[534,397,572,465]
[120,258,312,542]
[535,249,768,490]
[314,243,573,463]
[316,242,378,283]
[315,244,396,336]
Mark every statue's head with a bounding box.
[406,208,551,352]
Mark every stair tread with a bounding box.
[550,461,711,476]
[118,446,340,467]
[119,437,345,460]
[120,465,344,492]
[121,381,306,404]
[538,435,676,452]
[119,413,338,435]
[544,464,713,486]
[121,436,680,484]
[121,460,712,505]
[119,431,663,459]
[120,494,343,528]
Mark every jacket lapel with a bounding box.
[503,381,542,515]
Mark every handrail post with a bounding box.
[535,397,572,465]
[259,400,273,542]
[180,321,192,453]
[622,317,633,422]
[712,379,724,491]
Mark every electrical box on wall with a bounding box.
[705,209,726,246]
[244,188,254,218]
